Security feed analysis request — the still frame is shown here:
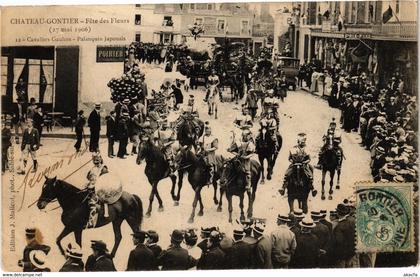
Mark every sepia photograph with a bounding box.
[0,1,418,273]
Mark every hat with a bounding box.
[336,204,350,216]
[310,211,323,219]
[184,229,198,246]
[277,213,291,222]
[376,146,385,154]
[95,103,101,108]
[233,229,245,236]
[299,217,316,228]
[29,250,48,269]
[131,230,148,240]
[91,240,109,252]
[292,208,305,219]
[170,229,184,243]
[66,244,83,260]
[25,228,36,238]
[209,230,222,242]
[393,175,405,182]
[252,222,266,235]
[320,209,327,217]
[122,112,130,117]
[147,230,159,243]
[330,210,338,217]
[189,94,194,99]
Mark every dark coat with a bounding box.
[197,246,225,270]
[148,244,162,259]
[254,236,273,269]
[33,112,44,130]
[172,84,183,105]
[59,259,84,272]
[224,240,253,269]
[116,118,129,140]
[75,115,86,132]
[21,128,39,151]
[2,128,12,149]
[319,219,333,235]
[127,243,157,271]
[312,222,330,249]
[85,254,116,272]
[106,116,117,138]
[329,216,356,262]
[88,110,101,131]
[290,232,321,268]
[157,245,197,270]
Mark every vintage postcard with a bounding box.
[1,1,418,272]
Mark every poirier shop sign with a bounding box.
[96,46,125,62]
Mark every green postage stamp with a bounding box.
[355,182,414,253]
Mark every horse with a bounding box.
[37,176,143,258]
[136,138,177,217]
[176,116,204,147]
[207,84,220,119]
[255,127,282,183]
[319,135,342,200]
[284,162,312,214]
[174,147,224,223]
[218,156,261,223]
[230,73,245,104]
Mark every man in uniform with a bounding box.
[279,133,317,198]
[263,89,280,125]
[18,228,51,272]
[259,108,280,153]
[85,153,109,228]
[204,69,222,103]
[198,122,218,186]
[229,129,255,192]
[127,231,157,271]
[153,120,177,175]
[19,119,40,174]
[315,119,343,169]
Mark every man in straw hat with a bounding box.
[290,217,321,268]
[60,244,84,272]
[224,224,254,269]
[127,231,157,271]
[28,250,50,272]
[271,213,296,268]
[157,229,197,270]
[253,222,272,269]
[85,240,116,271]
[18,228,50,272]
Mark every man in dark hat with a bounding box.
[116,112,129,159]
[146,230,162,259]
[59,244,84,272]
[127,231,157,271]
[253,222,272,269]
[74,110,86,152]
[271,213,297,268]
[224,227,253,269]
[18,228,51,272]
[290,217,321,268]
[85,240,116,271]
[319,209,333,234]
[157,230,197,270]
[19,119,40,174]
[197,230,225,270]
[106,111,117,158]
[88,103,101,152]
[329,204,358,268]
[289,208,305,235]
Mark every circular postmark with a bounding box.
[356,186,412,252]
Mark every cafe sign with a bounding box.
[344,33,372,39]
[96,46,125,62]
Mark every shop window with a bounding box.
[135,32,141,42]
[135,14,141,25]
[190,3,195,10]
[217,19,226,32]
[160,33,173,44]
[163,16,173,27]
[207,4,213,10]
[241,20,249,35]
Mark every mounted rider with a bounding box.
[175,95,200,133]
[315,119,343,170]
[228,129,255,192]
[197,122,219,186]
[259,107,280,153]
[153,120,177,175]
[263,89,280,126]
[86,152,109,228]
[279,133,317,196]
[233,104,253,146]
[204,69,222,103]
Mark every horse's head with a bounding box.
[220,158,240,187]
[136,136,150,165]
[174,145,188,167]
[37,176,58,210]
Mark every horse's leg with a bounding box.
[154,182,164,212]
[56,227,72,256]
[259,155,265,184]
[336,168,341,189]
[146,183,155,217]
[175,170,183,205]
[301,193,309,214]
[188,187,200,223]
[110,219,123,258]
[215,103,218,119]
[328,170,335,200]
[197,188,204,216]
[239,194,245,221]
[246,189,253,219]
[170,172,177,202]
[287,197,294,214]
[267,156,273,180]
[213,180,219,205]
[228,195,233,223]
[321,170,326,200]
[217,187,224,212]
[74,229,82,249]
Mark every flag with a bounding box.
[382,5,393,24]
[338,12,344,31]
[15,59,29,103]
[39,60,47,103]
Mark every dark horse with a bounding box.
[284,162,312,214]
[255,127,282,183]
[136,138,177,217]
[37,176,143,258]
[320,135,342,200]
[218,157,261,223]
[176,116,204,147]
[175,148,224,223]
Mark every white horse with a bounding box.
[207,84,220,119]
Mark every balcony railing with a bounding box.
[372,21,417,40]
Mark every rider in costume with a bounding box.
[279,133,317,197]
[198,122,219,186]
[263,89,280,127]
[204,69,222,103]
[233,104,253,146]
[153,120,177,175]
[259,107,280,153]
[315,119,343,169]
